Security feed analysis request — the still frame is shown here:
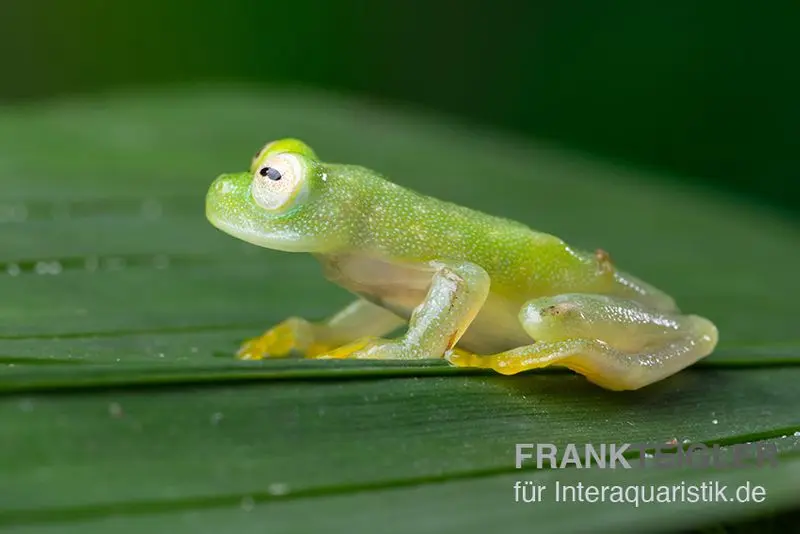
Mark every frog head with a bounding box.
[206,139,353,253]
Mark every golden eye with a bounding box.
[251,153,307,212]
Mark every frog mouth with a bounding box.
[206,210,318,253]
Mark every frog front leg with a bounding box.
[316,261,491,361]
[447,293,718,390]
[237,299,405,360]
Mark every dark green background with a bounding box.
[2,1,797,212]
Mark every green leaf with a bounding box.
[0,87,798,533]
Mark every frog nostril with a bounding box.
[215,177,235,194]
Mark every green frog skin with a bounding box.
[205,139,718,390]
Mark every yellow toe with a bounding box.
[311,337,377,360]
[235,319,308,360]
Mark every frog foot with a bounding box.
[444,348,487,369]
[237,317,332,360]
[312,337,409,360]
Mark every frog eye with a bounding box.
[259,166,283,181]
[251,153,308,212]
[251,141,276,171]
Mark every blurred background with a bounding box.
[1,1,797,214]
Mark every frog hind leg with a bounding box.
[446,293,718,391]
[237,299,405,360]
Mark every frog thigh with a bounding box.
[447,293,718,391]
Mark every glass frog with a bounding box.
[206,139,717,390]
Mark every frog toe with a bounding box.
[235,317,314,360]
[310,337,380,359]
[312,337,419,360]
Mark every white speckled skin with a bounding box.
[206,139,718,390]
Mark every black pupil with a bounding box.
[260,167,282,181]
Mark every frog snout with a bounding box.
[210,173,240,196]
[206,172,252,226]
